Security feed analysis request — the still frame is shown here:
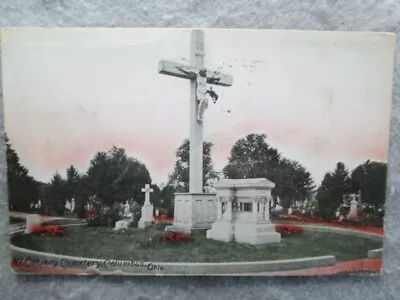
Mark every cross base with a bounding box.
[165,193,217,234]
[138,203,154,229]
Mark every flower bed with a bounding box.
[159,231,193,242]
[84,210,98,220]
[276,214,383,235]
[275,224,303,236]
[277,214,324,223]
[30,224,67,237]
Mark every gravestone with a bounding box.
[113,219,129,231]
[206,178,281,245]
[138,184,154,229]
[24,214,42,234]
[71,198,75,212]
[65,200,72,211]
[347,194,358,219]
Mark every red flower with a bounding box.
[84,211,98,219]
[277,214,323,223]
[30,224,67,237]
[159,231,193,242]
[275,224,303,235]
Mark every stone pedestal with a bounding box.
[25,214,42,234]
[114,219,129,231]
[206,178,281,245]
[138,203,154,229]
[233,223,281,244]
[165,193,217,233]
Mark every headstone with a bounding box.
[207,178,281,245]
[138,184,154,229]
[288,207,293,215]
[155,209,159,217]
[71,198,75,212]
[113,219,129,231]
[347,194,358,219]
[24,214,42,234]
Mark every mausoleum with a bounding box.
[206,178,281,245]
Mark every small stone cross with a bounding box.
[141,184,154,205]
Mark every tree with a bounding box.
[160,185,176,216]
[223,133,315,207]
[167,139,218,192]
[65,165,80,203]
[47,172,68,215]
[148,184,162,208]
[85,146,152,207]
[316,162,351,220]
[223,133,281,180]
[351,160,387,210]
[5,134,39,212]
[73,174,92,218]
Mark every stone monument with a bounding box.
[347,194,358,219]
[71,198,75,212]
[206,178,281,245]
[113,219,129,231]
[122,201,133,219]
[25,214,42,234]
[138,184,154,229]
[158,29,233,233]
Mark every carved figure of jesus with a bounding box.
[177,67,219,122]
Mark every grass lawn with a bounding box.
[11,225,382,263]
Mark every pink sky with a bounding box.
[1,28,395,186]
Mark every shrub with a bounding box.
[159,232,193,242]
[275,224,303,236]
[83,210,98,220]
[277,214,324,223]
[87,212,121,228]
[30,224,67,237]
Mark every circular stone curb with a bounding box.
[9,223,382,275]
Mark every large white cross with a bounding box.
[158,29,233,193]
[141,184,154,204]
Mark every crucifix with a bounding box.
[141,184,154,205]
[158,29,233,194]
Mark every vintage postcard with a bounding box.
[1,28,395,275]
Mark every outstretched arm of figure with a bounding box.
[176,66,197,78]
[207,76,221,84]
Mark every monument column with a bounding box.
[158,29,233,232]
[217,198,223,219]
[265,196,272,222]
[190,29,205,193]
[260,201,266,221]
[226,197,234,221]
[252,198,259,221]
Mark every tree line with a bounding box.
[6,133,387,220]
